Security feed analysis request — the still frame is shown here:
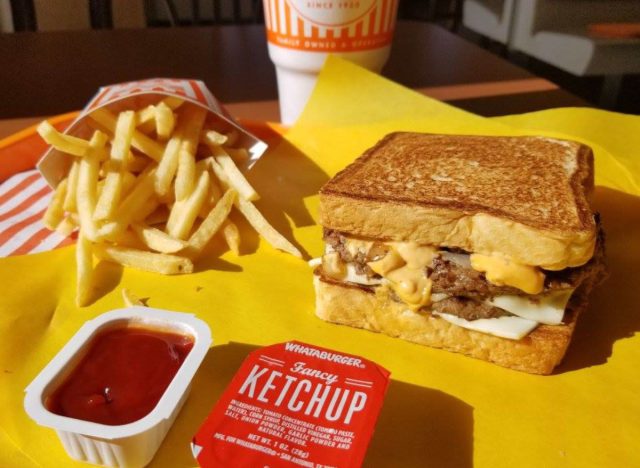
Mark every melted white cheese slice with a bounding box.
[486,289,574,325]
[433,312,539,340]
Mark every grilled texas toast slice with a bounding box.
[319,132,596,270]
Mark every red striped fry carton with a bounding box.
[0,79,266,257]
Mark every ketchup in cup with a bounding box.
[47,326,194,425]
[193,341,390,467]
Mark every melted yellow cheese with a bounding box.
[344,239,374,258]
[470,253,545,295]
[393,242,438,269]
[368,242,437,310]
[387,268,433,308]
[322,252,346,280]
[368,249,404,276]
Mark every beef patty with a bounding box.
[323,228,605,300]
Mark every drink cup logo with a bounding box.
[287,0,377,27]
[264,0,399,52]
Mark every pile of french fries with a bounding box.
[37,97,300,307]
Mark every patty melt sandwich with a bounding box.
[313,132,605,374]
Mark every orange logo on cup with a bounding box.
[264,0,398,52]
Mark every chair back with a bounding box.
[148,0,264,26]
[7,0,145,32]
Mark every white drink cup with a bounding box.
[263,0,400,124]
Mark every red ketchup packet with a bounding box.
[192,341,390,467]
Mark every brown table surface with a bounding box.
[0,21,586,138]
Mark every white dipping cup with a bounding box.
[24,307,212,468]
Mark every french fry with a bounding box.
[162,96,184,110]
[166,168,210,239]
[90,108,164,161]
[200,138,226,158]
[93,172,123,220]
[185,189,237,257]
[96,170,156,240]
[175,143,196,201]
[76,131,108,240]
[133,223,188,253]
[63,160,80,212]
[194,163,241,252]
[202,141,248,165]
[154,135,182,196]
[43,178,68,230]
[155,101,175,139]
[203,129,228,146]
[192,171,241,253]
[122,288,142,306]
[137,119,156,135]
[97,165,134,210]
[68,212,80,225]
[56,216,77,237]
[122,288,146,307]
[234,196,301,257]
[37,121,89,156]
[111,111,136,160]
[111,229,146,249]
[175,105,207,200]
[96,179,105,198]
[117,172,156,220]
[210,155,259,201]
[136,104,156,135]
[94,244,193,275]
[198,171,223,218]
[93,111,136,220]
[181,106,207,155]
[125,153,149,173]
[132,196,160,222]
[137,105,156,127]
[222,220,240,255]
[76,233,94,307]
[120,171,137,197]
[138,97,184,123]
[136,97,184,132]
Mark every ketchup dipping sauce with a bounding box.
[47,326,194,426]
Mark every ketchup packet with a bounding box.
[192,341,390,468]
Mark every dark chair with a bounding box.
[9,0,114,32]
[147,0,264,26]
[7,0,261,33]
[8,0,36,31]
[399,0,463,31]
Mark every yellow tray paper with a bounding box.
[1,57,639,467]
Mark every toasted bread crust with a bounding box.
[319,133,596,269]
[314,274,591,374]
